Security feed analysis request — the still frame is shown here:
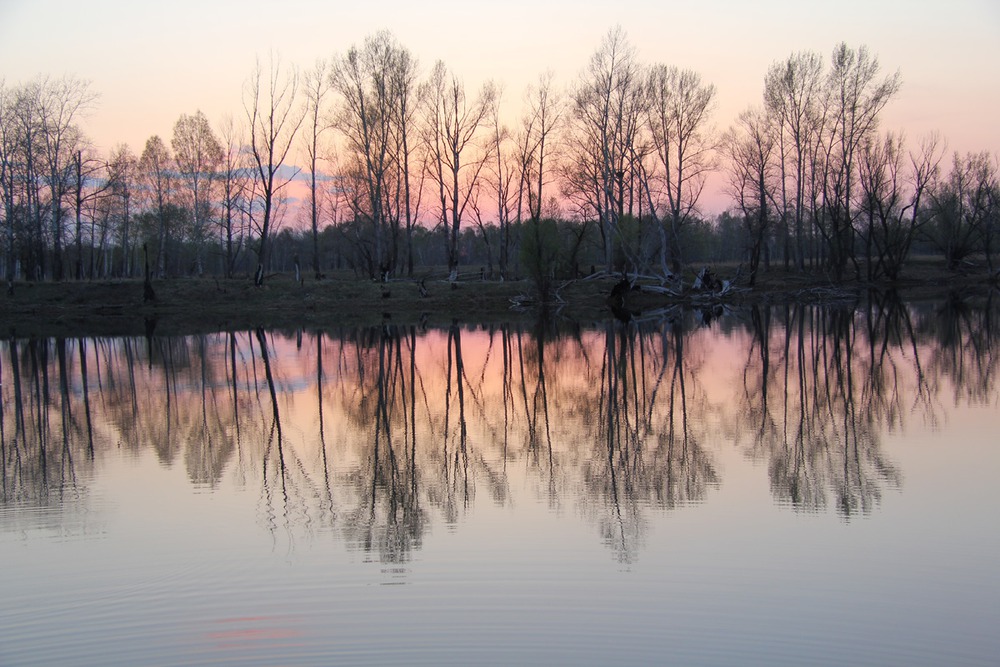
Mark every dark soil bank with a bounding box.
[2,262,996,338]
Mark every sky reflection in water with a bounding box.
[2,300,999,666]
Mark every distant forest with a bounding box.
[1,27,997,289]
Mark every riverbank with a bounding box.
[2,261,997,338]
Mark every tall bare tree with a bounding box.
[857,131,944,280]
[8,81,47,281]
[34,74,96,280]
[70,145,114,279]
[926,151,998,270]
[472,87,512,279]
[820,43,901,278]
[138,135,174,276]
[172,110,223,276]
[722,106,778,285]
[644,63,717,272]
[421,60,496,277]
[302,59,333,280]
[389,43,422,278]
[518,72,563,226]
[106,143,137,277]
[565,26,642,272]
[0,81,17,289]
[331,32,417,279]
[2,76,95,282]
[243,54,304,286]
[217,115,249,278]
[764,51,824,269]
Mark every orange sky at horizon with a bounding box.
[2,0,998,218]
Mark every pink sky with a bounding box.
[2,0,998,217]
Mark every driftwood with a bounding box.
[637,284,681,296]
[607,266,739,310]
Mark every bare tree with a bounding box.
[2,76,95,282]
[820,43,901,279]
[302,59,333,280]
[502,73,565,281]
[475,86,514,279]
[217,115,249,278]
[858,131,944,280]
[518,72,563,226]
[331,32,419,279]
[138,135,174,276]
[925,151,998,270]
[565,27,642,272]
[34,74,97,281]
[243,54,304,286]
[421,60,496,278]
[390,43,422,278]
[8,81,47,281]
[172,110,223,276]
[644,63,717,272]
[70,145,114,279]
[105,143,138,277]
[722,106,778,285]
[986,155,1000,271]
[764,51,824,269]
[0,81,17,289]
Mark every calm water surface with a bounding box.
[2,300,999,666]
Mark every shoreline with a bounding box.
[2,266,997,338]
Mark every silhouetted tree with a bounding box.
[722,106,777,284]
[172,110,223,276]
[565,27,642,272]
[243,54,304,286]
[644,63,717,272]
[138,135,175,276]
[820,43,901,279]
[421,60,496,277]
[764,51,824,269]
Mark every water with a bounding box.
[2,299,999,666]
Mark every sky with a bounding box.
[1,0,998,215]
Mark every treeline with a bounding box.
[1,28,998,289]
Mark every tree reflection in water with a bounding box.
[2,296,998,559]
[579,318,721,562]
[338,324,427,562]
[738,304,898,515]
